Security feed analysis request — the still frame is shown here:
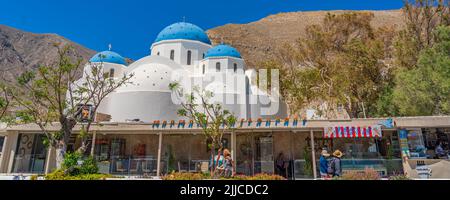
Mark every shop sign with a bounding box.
[377,118,395,128]
[323,125,382,138]
[76,104,94,122]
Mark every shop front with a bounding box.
[399,128,450,179]
[1,116,449,179]
[92,132,230,176]
[320,126,403,177]
[233,128,403,179]
[160,133,230,175]
[92,133,160,176]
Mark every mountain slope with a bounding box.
[207,10,405,67]
[0,25,95,82]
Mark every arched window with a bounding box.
[202,64,205,74]
[170,50,175,60]
[202,53,205,59]
[216,62,221,72]
[157,52,160,56]
[233,63,238,73]
[109,68,115,78]
[187,50,192,65]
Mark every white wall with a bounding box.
[106,91,181,122]
[151,40,211,72]
[199,57,245,75]
[83,62,127,79]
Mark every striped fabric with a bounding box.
[324,125,382,138]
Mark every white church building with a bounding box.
[86,22,287,123]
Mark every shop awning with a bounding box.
[324,125,382,138]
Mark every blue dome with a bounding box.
[90,51,127,65]
[205,44,242,59]
[155,22,211,44]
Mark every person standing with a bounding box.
[435,141,446,158]
[319,150,330,179]
[275,152,287,178]
[223,149,234,178]
[328,150,343,177]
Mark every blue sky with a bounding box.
[0,0,404,60]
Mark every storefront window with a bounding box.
[93,133,159,176]
[236,132,279,177]
[292,131,318,179]
[294,130,403,177]
[161,133,228,175]
[407,129,427,158]
[12,134,47,174]
[406,128,450,159]
[273,132,293,179]
[320,130,402,176]
[254,133,274,175]
[236,132,254,176]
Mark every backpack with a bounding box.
[327,158,335,175]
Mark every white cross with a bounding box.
[108,44,112,51]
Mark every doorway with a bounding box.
[12,134,47,173]
[255,135,274,174]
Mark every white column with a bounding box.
[231,131,237,174]
[310,130,317,179]
[156,132,163,177]
[6,132,19,173]
[45,147,55,174]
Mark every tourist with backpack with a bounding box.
[327,150,343,177]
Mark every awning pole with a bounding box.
[310,130,317,179]
[156,132,163,177]
[231,131,236,174]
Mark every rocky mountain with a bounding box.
[207,10,405,67]
[0,24,95,82]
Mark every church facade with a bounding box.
[84,22,286,123]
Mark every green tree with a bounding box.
[394,0,449,69]
[265,12,393,118]
[169,83,236,177]
[10,44,133,169]
[372,0,449,117]
[392,26,450,116]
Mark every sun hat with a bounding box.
[321,150,330,157]
[333,150,344,158]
